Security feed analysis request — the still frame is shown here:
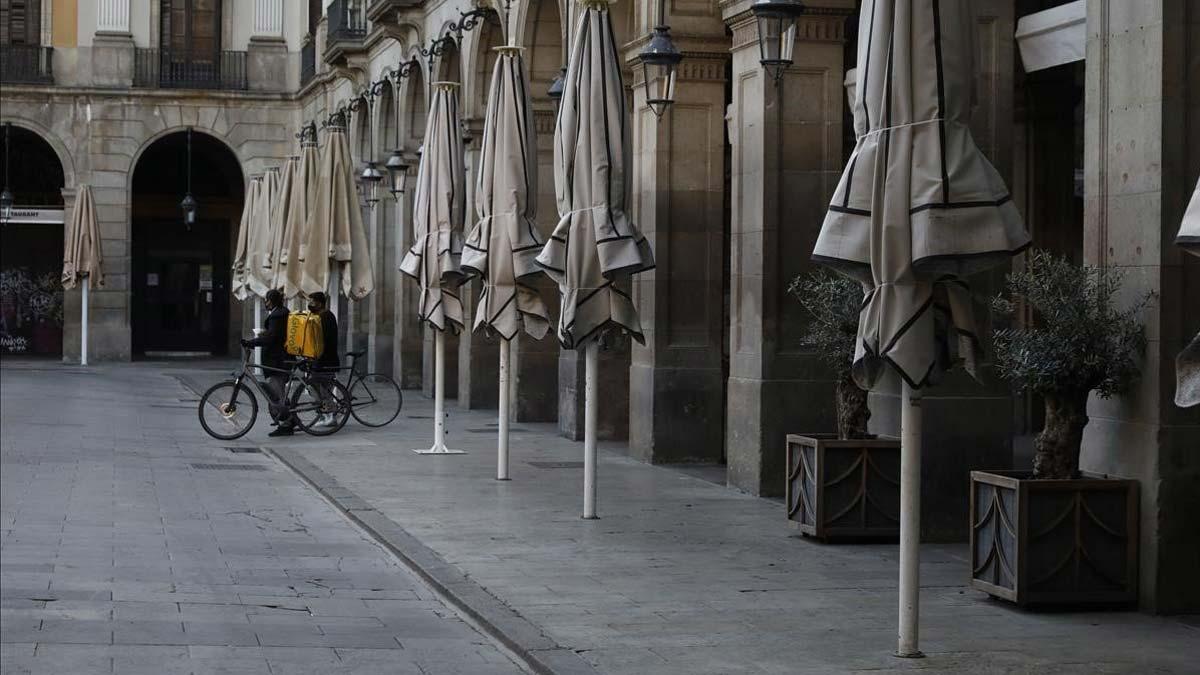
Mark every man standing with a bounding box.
[307,292,340,427]
[242,289,295,437]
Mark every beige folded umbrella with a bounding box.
[463,47,550,341]
[535,0,655,517]
[62,184,104,365]
[283,139,320,298]
[462,46,550,479]
[813,0,1030,656]
[267,156,297,292]
[302,125,375,300]
[536,0,653,351]
[232,176,262,301]
[246,167,281,299]
[1175,179,1200,407]
[399,82,467,332]
[399,82,468,455]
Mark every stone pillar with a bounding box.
[559,335,631,441]
[248,0,288,93]
[91,0,133,87]
[626,38,729,464]
[457,121,501,410]
[1079,0,1200,613]
[722,6,847,496]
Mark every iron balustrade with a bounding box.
[133,49,248,90]
[301,39,317,86]
[327,0,367,42]
[0,45,54,85]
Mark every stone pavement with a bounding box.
[174,363,1200,675]
[0,361,529,675]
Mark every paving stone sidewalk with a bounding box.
[171,363,1200,675]
[0,361,528,675]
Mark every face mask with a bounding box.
[308,304,319,313]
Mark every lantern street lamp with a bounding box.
[360,160,383,207]
[180,127,198,228]
[385,150,411,199]
[638,25,683,120]
[547,67,566,106]
[752,0,805,83]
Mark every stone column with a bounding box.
[626,39,729,464]
[91,0,134,87]
[1079,0,1200,613]
[248,0,289,93]
[722,7,847,496]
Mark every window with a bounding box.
[0,0,41,45]
[160,0,220,55]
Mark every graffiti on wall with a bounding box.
[0,268,64,355]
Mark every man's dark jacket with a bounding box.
[317,309,339,370]
[247,305,290,370]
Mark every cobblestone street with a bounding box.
[0,361,527,675]
[4,361,1197,675]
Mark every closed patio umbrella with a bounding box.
[813,0,1030,656]
[267,156,297,294]
[302,123,375,303]
[282,137,320,300]
[61,184,104,366]
[536,0,655,518]
[400,81,468,455]
[231,175,262,302]
[1175,180,1200,407]
[246,167,281,300]
[462,46,551,479]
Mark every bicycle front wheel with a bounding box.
[349,373,403,427]
[198,380,258,440]
[292,378,351,436]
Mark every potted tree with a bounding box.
[785,272,900,540]
[971,250,1150,606]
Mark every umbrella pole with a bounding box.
[583,340,598,519]
[497,338,511,480]
[254,300,263,366]
[897,382,924,658]
[413,329,465,454]
[81,281,89,366]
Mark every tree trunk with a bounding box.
[1033,391,1090,479]
[836,373,870,440]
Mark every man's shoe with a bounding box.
[268,426,295,437]
[318,414,339,428]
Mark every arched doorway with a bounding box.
[130,129,243,356]
[0,123,67,357]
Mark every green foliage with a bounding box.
[788,271,862,377]
[992,250,1152,399]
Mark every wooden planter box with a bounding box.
[970,470,1139,607]
[786,434,901,540]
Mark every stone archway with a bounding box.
[0,122,68,357]
[129,129,244,356]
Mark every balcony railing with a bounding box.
[133,49,248,90]
[327,0,367,42]
[0,45,54,85]
[301,39,316,86]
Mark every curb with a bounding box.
[265,447,599,675]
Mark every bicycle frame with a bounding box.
[227,348,323,418]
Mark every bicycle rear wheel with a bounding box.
[349,373,403,427]
[198,380,258,440]
[292,378,351,436]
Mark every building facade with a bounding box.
[1,0,1196,612]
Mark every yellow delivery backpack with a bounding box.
[285,312,324,359]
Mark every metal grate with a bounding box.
[528,461,584,469]
[408,415,433,419]
[226,447,262,454]
[467,427,528,433]
[191,463,268,471]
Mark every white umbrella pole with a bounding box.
[897,382,924,658]
[497,339,511,480]
[583,340,598,519]
[253,299,263,366]
[413,329,465,454]
[80,282,89,366]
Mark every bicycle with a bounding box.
[331,349,403,427]
[197,346,351,440]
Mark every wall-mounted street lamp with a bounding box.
[385,150,411,198]
[638,25,683,120]
[752,0,805,83]
[547,67,566,106]
[180,127,198,228]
